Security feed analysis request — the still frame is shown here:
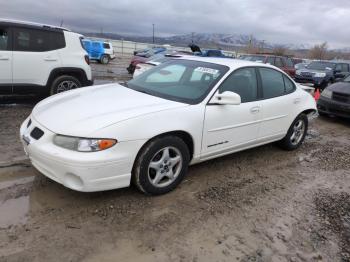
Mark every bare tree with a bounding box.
[309,42,329,60]
[272,46,288,56]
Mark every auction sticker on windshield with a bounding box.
[194,67,219,75]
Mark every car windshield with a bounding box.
[125,60,229,104]
[242,55,265,62]
[307,61,335,70]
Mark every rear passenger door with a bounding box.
[12,27,62,93]
[0,25,12,94]
[258,67,299,141]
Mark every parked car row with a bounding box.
[238,54,296,77]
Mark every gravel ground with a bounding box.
[0,59,350,262]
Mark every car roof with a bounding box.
[332,60,350,64]
[0,18,70,32]
[176,56,280,70]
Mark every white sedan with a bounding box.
[20,57,317,195]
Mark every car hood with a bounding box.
[328,82,350,94]
[32,84,187,136]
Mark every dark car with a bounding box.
[240,54,296,77]
[317,74,350,118]
[295,61,350,90]
[188,44,230,58]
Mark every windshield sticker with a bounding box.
[194,67,219,75]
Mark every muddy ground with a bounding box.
[0,58,350,262]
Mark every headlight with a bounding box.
[296,70,301,75]
[314,72,326,77]
[321,89,332,99]
[53,135,117,152]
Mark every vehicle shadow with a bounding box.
[317,114,350,127]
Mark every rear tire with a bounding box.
[50,75,81,95]
[278,114,308,151]
[132,136,190,195]
[100,55,109,64]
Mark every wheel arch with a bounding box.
[132,130,195,170]
[46,67,89,91]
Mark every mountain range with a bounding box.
[85,32,312,51]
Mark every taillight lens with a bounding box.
[84,55,90,65]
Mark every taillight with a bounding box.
[84,55,90,65]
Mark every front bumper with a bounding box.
[20,117,145,192]
[317,97,350,118]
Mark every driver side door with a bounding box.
[201,67,262,160]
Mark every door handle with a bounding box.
[44,57,58,61]
[0,56,9,60]
[294,98,301,104]
[250,106,260,113]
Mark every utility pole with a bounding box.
[152,23,155,44]
[191,32,195,43]
[60,19,64,27]
[261,40,265,53]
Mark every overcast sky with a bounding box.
[2,0,350,48]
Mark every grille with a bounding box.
[30,127,44,140]
[332,92,350,103]
[301,72,313,77]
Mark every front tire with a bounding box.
[278,114,308,151]
[50,75,81,95]
[132,136,190,195]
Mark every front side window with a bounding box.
[103,43,110,49]
[266,56,275,65]
[219,68,258,103]
[275,57,283,67]
[0,27,9,51]
[13,28,52,52]
[126,60,229,104]
[336,63,349,72]
[259,68,285,99]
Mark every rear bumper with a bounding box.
[317,97,350,118]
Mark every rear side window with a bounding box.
[13,27,65,52]
[259,68,285,99]
[51,31,65,49]
[219,68,258,103]
[103,43,110,49]
[0,27,10,51]
[285,58,294,68]
[283,75,295,93]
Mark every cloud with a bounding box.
[1,0,350,48]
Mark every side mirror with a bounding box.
[210,91,241,105]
